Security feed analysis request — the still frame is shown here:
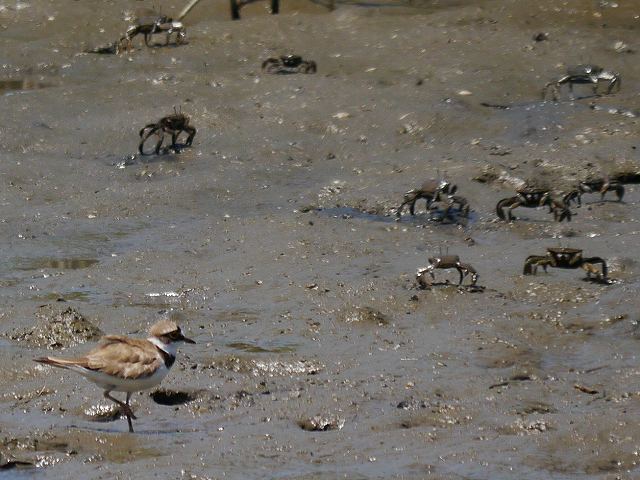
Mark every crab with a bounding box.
[539,191,573,222]
[124,9,186,48]
[543,65,621,101]
[397,179,457,218]
[416,254,478,289]
[496,187,550,221]
[577,178,625,203]
[261,55,317,74]
[230,0,279,20]
[523,247,608,281]
[138,111,196,155]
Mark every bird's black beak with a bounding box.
[179,333,196,344]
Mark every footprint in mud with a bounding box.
[150,389,199,406]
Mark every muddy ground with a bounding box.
[1,0,640,478]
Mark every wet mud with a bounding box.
[1,0,640,478]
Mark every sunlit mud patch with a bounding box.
[498,418,552,435]
[202,355,323,376]
[0,78,51,95]
[0,453,33,471]
[0,430,162,468]
[298,415,344,432]
[150,389,198,406]
[396,397,468,429]
[44,430,163,463]
[14,258,98,270]
[338,306,390,326]
[83,404,122,423]
[8,304,102,349]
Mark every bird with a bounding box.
[34,319,195,433]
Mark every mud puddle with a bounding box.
[0,79,51,95]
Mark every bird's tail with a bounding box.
[34,356,79,369]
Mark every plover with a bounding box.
[34,319,195,432]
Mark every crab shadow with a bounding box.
[397,208,477,226]
[315,207,396,223]
[481,93,606,111]
[146,41,189,49]
[112,152,183,168]
[268,70,305,75]
[417,282,485,293]
[317,207,476,226]
[580,276,616,286]
[113,143,192,167]
[577,199,626,206]
[142,142,192,156]
[504,214,574,223]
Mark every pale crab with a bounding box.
[124,8,186,48]
[416,254,478,288]
[138,110,196,155]
[523,247,608,281]
[262,55,317,74]
[542,64,620,101]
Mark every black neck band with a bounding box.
[155,346,176,368]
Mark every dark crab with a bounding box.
[262,55,317,74]
[124,8,186,48]
[416,254,478,288]
[397,179,457,218]
[230,0,279,20]
[139,111,196,155]
[496,187,549,221]
[543,64,620,101]
[577,178,625,203]
[523,247,608,280]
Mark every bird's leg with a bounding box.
[125,392,135,433]
[104,390,137,431]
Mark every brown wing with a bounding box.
[84,336,162,379]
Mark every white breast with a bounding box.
[69,362,170,393]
